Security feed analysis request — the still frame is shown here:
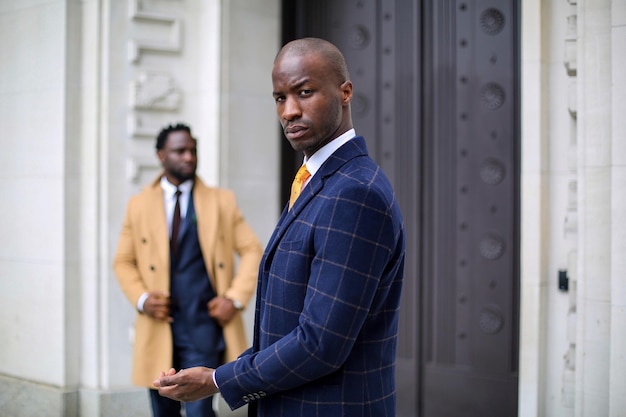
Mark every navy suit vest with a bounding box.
[170,193,225,355]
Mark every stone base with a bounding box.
[80,387,150,417]
[0,373,248,417]
[0,374,149,417]
[0,374,80,417]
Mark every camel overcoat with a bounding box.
[113,175,263,387]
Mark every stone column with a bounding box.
[575,0,612,416]
[608,1,626,415]
[519,0,549,415]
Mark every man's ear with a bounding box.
[340,80,353,105]
[157,149,165,164]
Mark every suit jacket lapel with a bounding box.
[192,178,218,280]
[262,185,316,261]
[177,190,194,243]
[262,137,369,267]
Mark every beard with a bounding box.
[169,166,196,182]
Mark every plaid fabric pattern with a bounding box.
[216,137,405,417]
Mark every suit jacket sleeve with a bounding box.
[215,178,402,408]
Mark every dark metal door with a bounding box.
[282,1,520,416]
[422,1,520,416]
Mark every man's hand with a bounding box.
[208,296,238,326]
[153,367,219,402]
[143,291,172,322]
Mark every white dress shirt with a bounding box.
[160,176,193,236]
[300,128,356,188]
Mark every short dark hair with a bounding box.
[155,123,192,150]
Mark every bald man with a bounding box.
[154,37,406,417]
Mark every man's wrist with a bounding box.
[228,298,243,310]
[212,368,220,390]
[137,292,149,312]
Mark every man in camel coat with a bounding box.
[114,123,263,417]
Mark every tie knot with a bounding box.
[174,188,181,198]
[289,165,311,210]
[294,164,311,185]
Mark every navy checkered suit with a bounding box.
[215,137,405,416]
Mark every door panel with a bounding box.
[423,1,520,415]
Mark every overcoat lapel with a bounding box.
[145,180,170,273]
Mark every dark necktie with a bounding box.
[171,188,182,258]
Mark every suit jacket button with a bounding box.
[142,238,147,244]
[150,265,155,271]
[218,262,224,269]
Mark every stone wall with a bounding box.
[0,1,279,416]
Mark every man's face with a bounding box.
[272,52,352,158]
[158,130,197,184]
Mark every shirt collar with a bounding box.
[303,128,356,177]
[160,176,193,196]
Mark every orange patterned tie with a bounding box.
[289,164,311,209]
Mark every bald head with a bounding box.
[271,37,354,158]
[276,38,350,86]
